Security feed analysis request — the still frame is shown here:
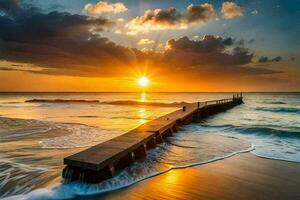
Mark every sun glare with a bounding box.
[138,76,149,87]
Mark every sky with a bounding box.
[0,0,299,92]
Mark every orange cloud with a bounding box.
[84,1,127,15]
[221,2,243,19]
[138,39,155,45]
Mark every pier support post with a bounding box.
[146,137,156,150]
[115,152,135,171]
[176,119,182,126]
[172,125,178,133]
[162,128,173,138]
[134,144,147,160]
[78,166,113,183]
[62,166,80,182]
[155,132,163,144]
[182,114,194,125]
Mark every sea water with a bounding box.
[0,92,299,199]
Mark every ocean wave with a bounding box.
[40,125,122,149]
[25,99,184,107]
[250,152,300,163]
[3,144,253,200]
[197,123,300,137]
[0,116,122,148]
[0,127,51,140]
[0,160,48,198]
[26,99,100,103]
[262,101,286,105]
[231,126,300,137]
[255,106,300,113]
[269,101,286,104]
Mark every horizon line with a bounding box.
[0,91,299,93]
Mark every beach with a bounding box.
[84,153,300,200]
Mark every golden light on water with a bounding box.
[137,76,149,87]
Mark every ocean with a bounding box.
[0,92,299,199]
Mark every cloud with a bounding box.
[161,35,253,68]
[221,2,243,19]
[258,56,282,63]
[185,3,215,24]
[126,7,183,33]
[0,0,20,15]
[138,39,155,45]
[83,1,127,15]
[126,3,215,34]
[251,10,258,16]
[151,35,280,77]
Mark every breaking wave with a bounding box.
[40,126,122,149]
[198,124,300,138]
[192,123,300,163]
[0,117,124,149]
[0,160,48,198]
[268,101,286,104]
[255,106,300,113]
[0,127,51,140]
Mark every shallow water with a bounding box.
[0,92,299,199]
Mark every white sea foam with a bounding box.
[40,124,122,148]
[0,127,51,139]
[0,160,48,198]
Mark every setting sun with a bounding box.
[137,76,149,87]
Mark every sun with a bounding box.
[137,76,149,87]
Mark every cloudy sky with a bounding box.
[0,0,299,92]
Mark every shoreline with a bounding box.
[77,153,300,200]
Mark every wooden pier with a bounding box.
[62,94,243,183]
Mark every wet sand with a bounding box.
[76,153,300,200]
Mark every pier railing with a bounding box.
[196,92,243,107]
[62,94,243,183]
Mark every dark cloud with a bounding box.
[0,9,111,42]
[0,0,145,76]
[249,39,255,43]
[127,7,182,31]
[162,36,253,67]
[235,39,255,47]
[156,36,281,76]
[142,7,182,26]
[0,0,20,15]
[258,56,282,63]
[223,37,234,46]
[126,3,215,32]
[0,67,37,73]
[185,3,215,24]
